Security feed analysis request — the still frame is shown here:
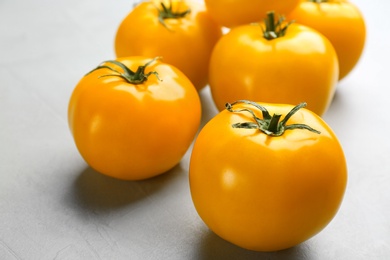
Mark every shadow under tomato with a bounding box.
[196,229,313,260]
[198,86,218,129]
[69,163,184,212]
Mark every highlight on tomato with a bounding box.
[287,0,366,80]
[115,0,223,91]
[208,12,339,116]
[189,100,347,252]
[204,0,300,28]
[68,57,201,180]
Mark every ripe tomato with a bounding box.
[204,0,300,28]
[189,100,347,251]
[287,0,366,80]
[68,57,201,180]
[115,0,222,91]
[208,13,339,116]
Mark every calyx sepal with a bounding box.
[86,57,161,84]
[225,100,321,136]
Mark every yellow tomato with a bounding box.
[288,0,366,80]
[209,13,339,116]
[68,57,201,180]
[204,0,300,28]
[189,100,347,251]
[115,0,222,91]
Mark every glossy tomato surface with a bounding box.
[189,101,347,251]
[205,0,300,28]
[288,0,366,80]
[115,0,222,91]
[68,57,201,180]
[208,22,339,116]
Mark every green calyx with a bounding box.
[86,57,161,84]
[261,11,294,40]
[157,0,191,29]
[225,100,321,136]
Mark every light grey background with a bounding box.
[0,0,389,259]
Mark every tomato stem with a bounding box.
[225,100,321,136]
[268,113,282,133]
[261,11,294,40]
[86,57,161,85]
[157,0,191,30]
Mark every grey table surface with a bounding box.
[1,0,389,259]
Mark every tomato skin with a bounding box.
[189,102,347,251]
[114,0,222,91]
[208,23,339,116]
[204,0,300,28]
[68,57,201,180]
[287,0,366,80]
